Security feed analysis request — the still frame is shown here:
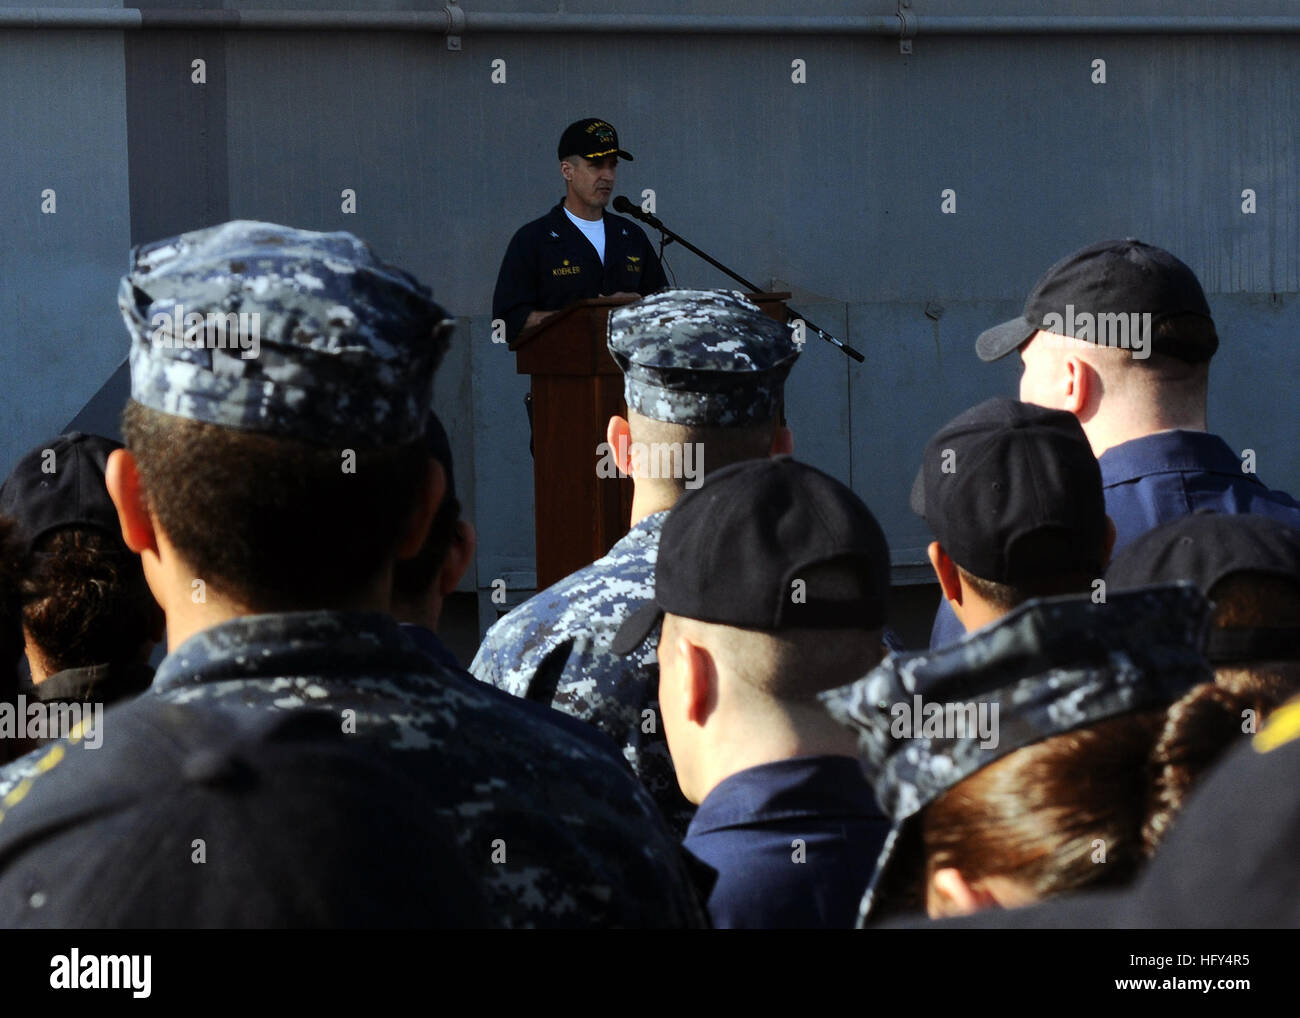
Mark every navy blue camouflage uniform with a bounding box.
[0,221,706,928]
[824,583,1213,926]
[471,511,681,820]
[471,290,800,835]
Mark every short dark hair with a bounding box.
[626,412,778,494]
[20,528,158,674]
[122,401,428,611]
[957,563,1096,612]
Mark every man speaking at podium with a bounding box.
[492,118,667,343]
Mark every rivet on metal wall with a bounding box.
[445,0,464,51]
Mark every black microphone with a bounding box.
[613,195,663,228]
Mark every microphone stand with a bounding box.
[614,198,864,363]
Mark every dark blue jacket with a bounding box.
[492,200,666,341]
[929,429,1300,648]
[683,755,888,928]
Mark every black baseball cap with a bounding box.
[0,433,126,556]
[611,456,890,654]
[1106,512,1300,663]
[557,118,633,161]
[975,239,1218,364]
[910,397,1107,584]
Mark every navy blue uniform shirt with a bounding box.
[492,200,667,341]
[683,755,889,928]
[929,429,1300,648]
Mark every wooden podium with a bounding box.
[512,292,791,590]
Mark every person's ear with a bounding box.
[928,542,963,606]
[560,159,574,182]
[105,448,159,557]
[679,634,716,726]
[1100,514,1117,570]
[437,519,477,598]
[607,415,634,475]
[769,425,794,456]
[927,867,1000,918]
[1062,354,1090,416]
[394,459,445,560]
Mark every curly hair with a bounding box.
[19,527,158,675]
[1144,666,1300,854]
[0,517,25,702]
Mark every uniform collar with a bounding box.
[549,199,608,228]
[561,203,605,231]
[398,622,461,670]
[687,755,879,836]
[34,660,155,703]
[610,509,668,551]
[1098,430,1249,487]
[151,610,431,693]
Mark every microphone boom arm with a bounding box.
[613,197,864,363]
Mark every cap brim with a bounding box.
[975,317,1036,362]
[858,820,924,926]
[610,601,664,655]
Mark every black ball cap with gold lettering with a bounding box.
[611,456,890,654]
[558,118,633,161]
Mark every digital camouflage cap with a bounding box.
[607,289,799,427]
[819,582,1213,925]
[119,220,454,447]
